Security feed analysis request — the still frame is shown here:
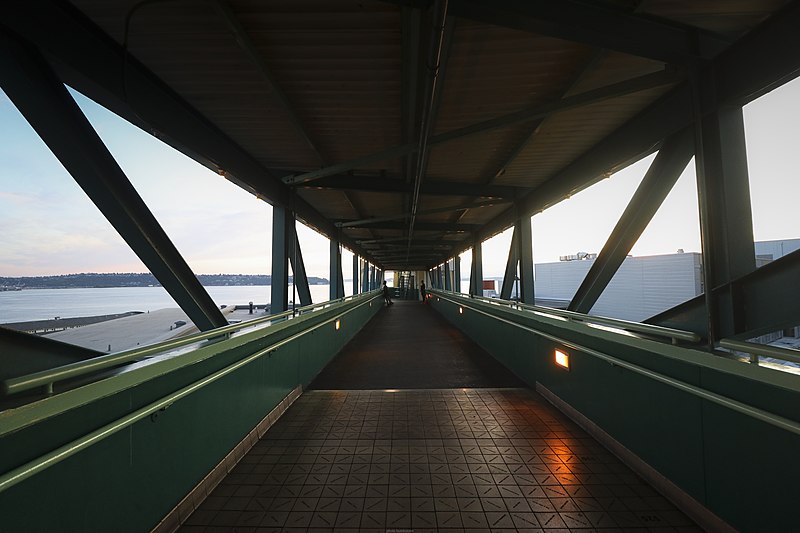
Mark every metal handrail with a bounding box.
[720,339,800,366]
[435,289,700,344]
[0,293,380,494]
[434,292,800,436]
[2,291,377,397]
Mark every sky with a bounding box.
[2,76,800,279]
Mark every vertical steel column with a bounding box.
[338,257,346,299]
[469,240,484,296]
[362,261,370,293]
[0,32,227,330]
[518,217,535,304]
[454,255,461,292]
[288,227,312,306]
[444,260,452,291]
[353,255,359,295]
[330,239,343,300]
[271,205,291,313]
[692,69,756,344]
[569,128,694,314]
[500,225,520,300]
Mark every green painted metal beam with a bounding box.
[454,255,461,293]
[0,328,102,383]
[288,227,312,307]
[647,248,800,342]
[361,260,370,294]
[469,239,483,296]
[692,77,755,345]
[329,240,344,300]
[271,205,290,313]
[353,254,359,296]
[713,0,800,106]
[500,225,520,300]
[0,30,227,331]
[568,127,694,314]
[519,217,534,304]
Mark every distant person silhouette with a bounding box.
[420,281,426,303]
[383,280,393,306]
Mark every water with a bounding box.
[0,284,333,324]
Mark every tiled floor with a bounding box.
[308,301,526,390]
[178,388,700,532]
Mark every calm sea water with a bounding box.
[0,284,337,324]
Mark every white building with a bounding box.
[533,238,800,322]
[754,238,800,261]
[536,251,702,322]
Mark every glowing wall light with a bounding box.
[335,319,341,330]
[554,349,570,370]
[459,307,463,314]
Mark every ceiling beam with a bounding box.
[359,237,461,245]
[338,199,509,228]
[442,0,731,63]
[302,174,527,199]
[407,5,456,246]
[340,220,477,232]
[283,69,681,185]
[401,6,423,191]
[368,242,455,249]
[713,0,800,106]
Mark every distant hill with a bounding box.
[0,273,328,289]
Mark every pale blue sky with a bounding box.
[1,77,799,279]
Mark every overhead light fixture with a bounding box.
[554,349,569,370]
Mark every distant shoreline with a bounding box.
[0,273,329,290]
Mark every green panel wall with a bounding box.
[0,294,381,532]
[431,292,800,533]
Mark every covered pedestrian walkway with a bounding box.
[176,303,699,532]
[3,2,800,532]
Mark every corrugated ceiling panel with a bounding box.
[239,1,402,171]
[435,21,591,132]
[499,85,674,188]
[296,189,360,221]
